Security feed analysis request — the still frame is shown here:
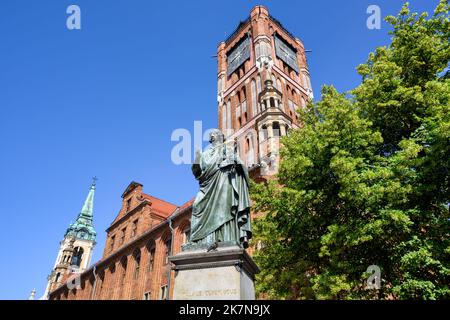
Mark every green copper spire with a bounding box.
[65,177,97,242]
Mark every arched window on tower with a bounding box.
[245,136,255,166]
[257,75,262,95]
[242,87,247,123]
[273,122,281,137]
[302,72,312,90]
[277,78,282,94]
[236,90,242,128]
[251,80,257,117]
[71,247,84,267]
[226,100,231,130]
[261,124,268,141]
[221,104,226,130]
[270,97,275,109]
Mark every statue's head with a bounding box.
[209,129,224,144]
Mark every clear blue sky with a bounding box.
[0,0,438,300]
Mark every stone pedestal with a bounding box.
[169,245,260,300]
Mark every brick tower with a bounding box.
[217,5,313,178]
[43,178,97,299]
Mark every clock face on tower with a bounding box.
[227,35,251,77]
[274,34,299,73]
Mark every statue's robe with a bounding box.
[190,142,252,248]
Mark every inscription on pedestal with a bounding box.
[170,247,259,300]
[174,266,242,300]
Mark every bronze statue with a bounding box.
[188,129,252,249]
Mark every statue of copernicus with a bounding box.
[188,129,252,249]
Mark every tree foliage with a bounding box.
[251,1,450,300]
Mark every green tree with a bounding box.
[252,0,450,300]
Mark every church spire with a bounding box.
[79,176,96,220]
[64,177,97,242]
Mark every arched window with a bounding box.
[270,97,275,109]
[251,80,257,117]
[120,257,127,286]
[221,104,226,130]
[245,136,255,166]
[55,272,61,283]
[277,79,282,94]
[302,72,311,90]
[257,75,262,95]
[164,238,172,265]
[255,43,261,59]
[146,241,155,272]
[242,87,247,123]
[226,100,231,130]
[133,249,141,280]
[71,247,84,267]
[301,97,306,109]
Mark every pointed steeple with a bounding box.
[64,177,97,242]
[79,176,96,220]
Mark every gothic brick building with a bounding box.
[47,5,312,300]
